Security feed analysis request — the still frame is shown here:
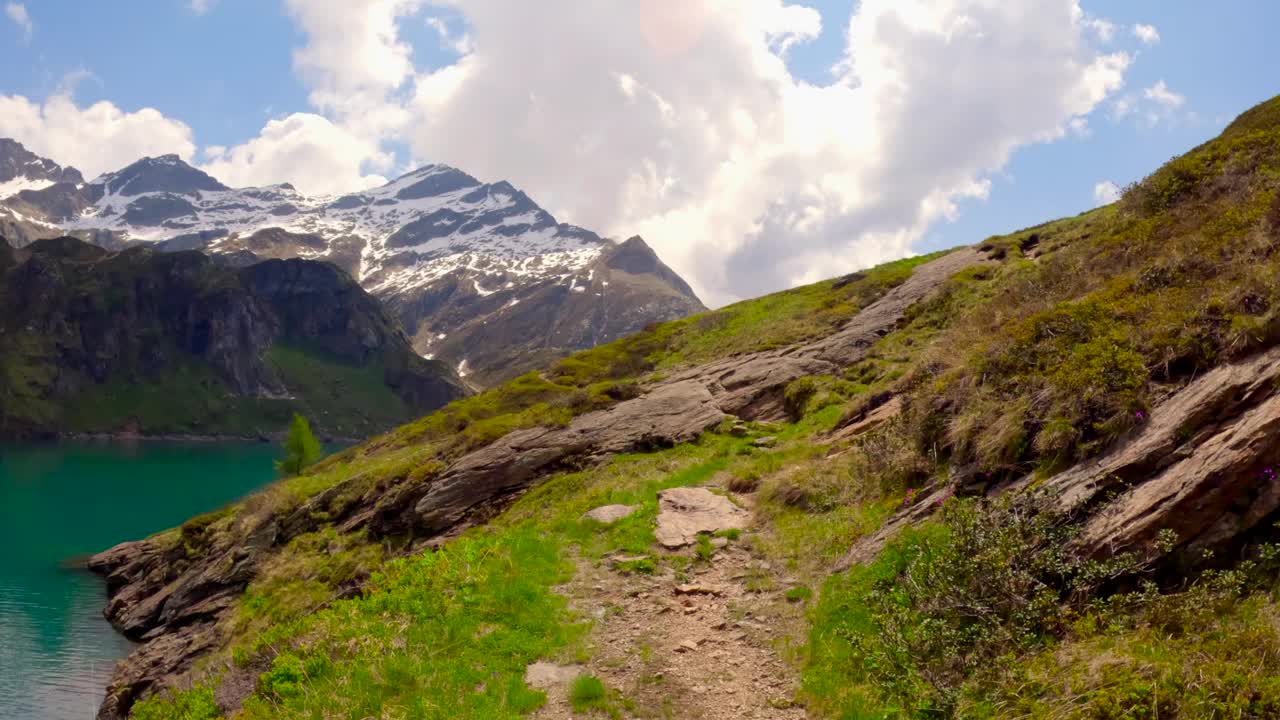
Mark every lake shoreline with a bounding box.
[1,441,282,719]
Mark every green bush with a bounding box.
[806,496,1152,717]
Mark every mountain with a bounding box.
[0,143,706,385]
[86,94,1280,719]
[0,235,467,439]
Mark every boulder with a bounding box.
[654,487,748,548]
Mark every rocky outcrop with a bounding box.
[0,236,467,438]
[842,342,1280,570]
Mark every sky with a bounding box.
[0,1,1276,307]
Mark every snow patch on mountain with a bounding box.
[0,176,56,199]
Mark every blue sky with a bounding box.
[1,1,1277,302]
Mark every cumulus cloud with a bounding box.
[1,0,1138,305]
[189,0,215,14]
[5,2,32,41]
[282,0,421,139]
[1093,180,1121,206]
[1133,23,1160,45]
[393,0,1128,304]
[199,113,392,195]
[0,92,195,178]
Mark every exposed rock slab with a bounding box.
[413,380,729,534]
[843,345,1280,569]
[654,488,748,548]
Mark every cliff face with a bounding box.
[0,237,467,439]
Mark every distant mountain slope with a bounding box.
[0,235,468,439]
[0,142,706,384]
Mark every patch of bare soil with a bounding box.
[533,538,807,719]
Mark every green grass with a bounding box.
[15,341,421,439]
[265,343,413,436]
[64,361,291,436]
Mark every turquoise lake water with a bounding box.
[0,441,280,720]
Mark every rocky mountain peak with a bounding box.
[0,138,85,191]
[93,154,229,197]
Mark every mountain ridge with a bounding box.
[0,142,705,385]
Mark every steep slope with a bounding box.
[89,96,1280,720]
[0,236,467,439]
[1,143,705,384]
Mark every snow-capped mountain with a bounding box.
[0,140,705,385]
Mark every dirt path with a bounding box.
[532,533,807,719]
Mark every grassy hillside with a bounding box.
[123,95,1280,719]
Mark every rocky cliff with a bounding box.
[0,143,706,385]
[0,236,467,439]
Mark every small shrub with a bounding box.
[784,377,819,421]
[727,473,761,493]
[130,687,221,720]
[785,586,812,603]
[276,413,321,477]
[569,674,609,713]
[695,534,715,563]
[615,557,656,575]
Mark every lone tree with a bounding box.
[276,413,321,476]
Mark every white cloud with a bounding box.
[0,0,1139,306]
[1143,79,1184,109]
[189,0,215,14]
[199,113,391,195]
[1085,17,1115,43]
[1111,79,1187,128]
[393,0,1129,304]
[5,2,31,41]
[1132,23,1160,45]
[425,15,473,55]
[0,92,195,178]
[282,0,422,139]
[1093,180,1121,206]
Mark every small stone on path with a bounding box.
[525,661,584,690]
[583,504,639,524]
